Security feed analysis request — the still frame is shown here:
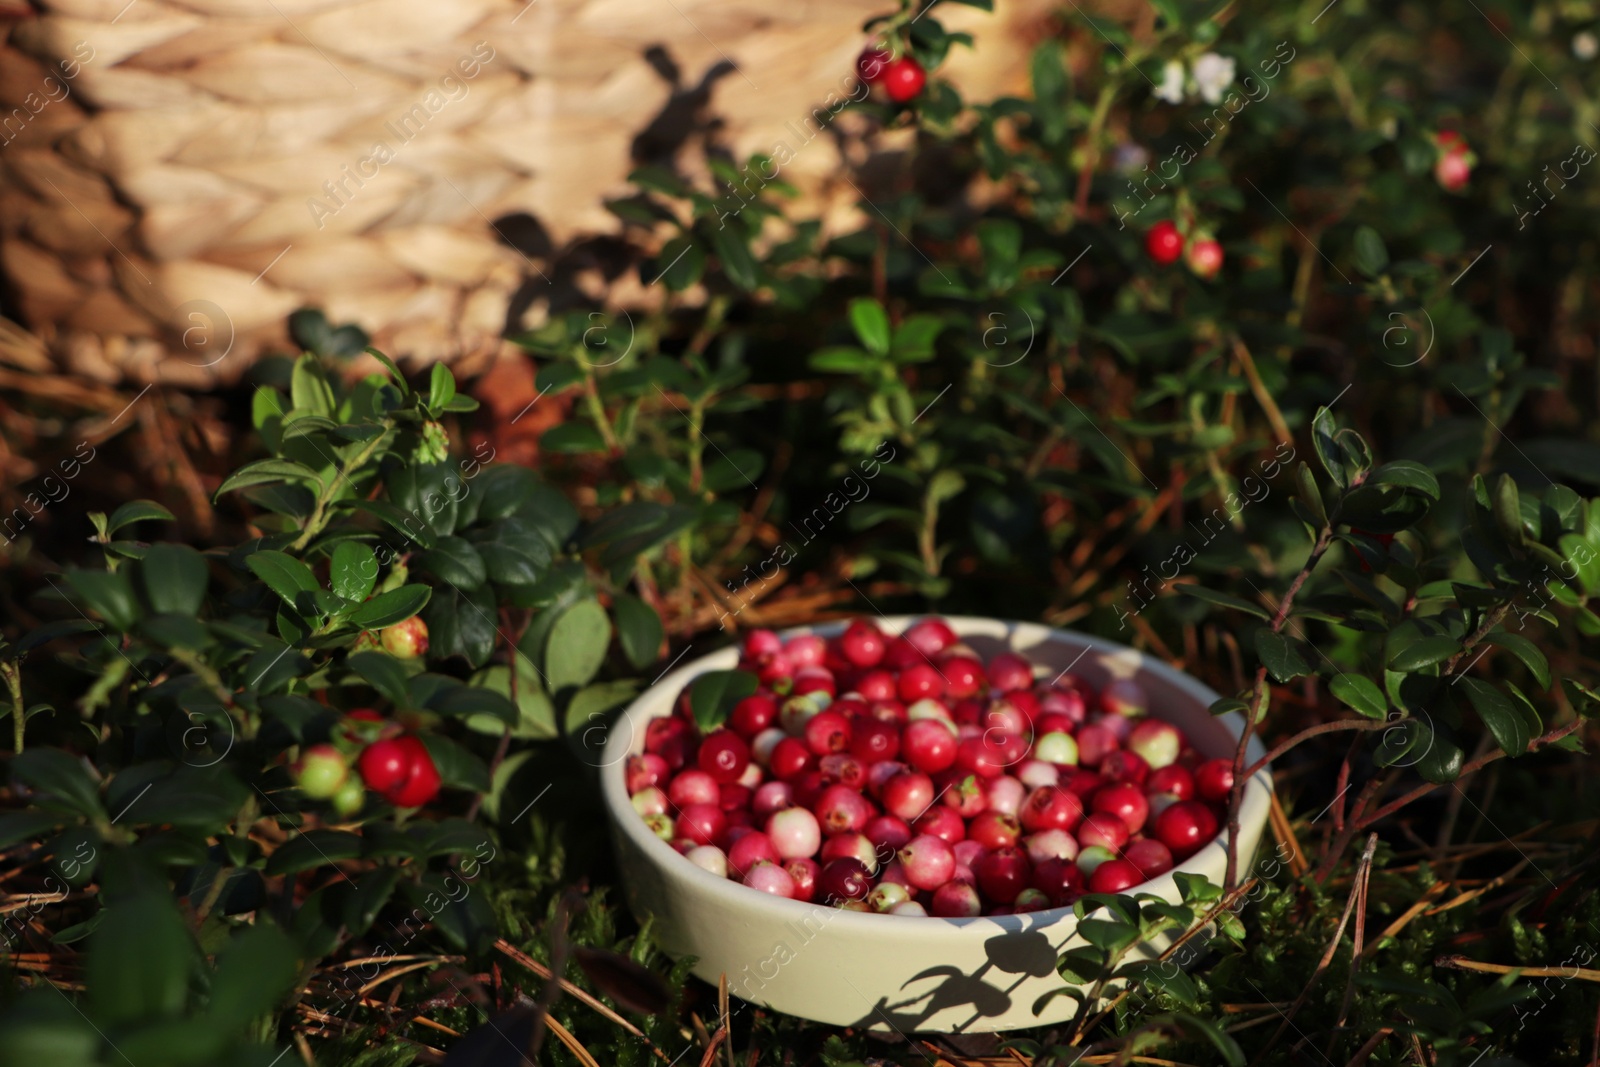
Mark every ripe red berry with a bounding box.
[815,785,874,835]
[730,693,779,738]
[939,655,986,698]
[819,857,873,902]
[848,718,900,764]
[1091,782,1150,834]
[930,880,982,917]
[864,814,913,856]
[912,804,966,845]
[903,618,958,657]
[882,770,936,821]
[675,803,726,846]
[855,670,898,701]
[1153,800,1220,857]
[1077,812,1131,852]
[902,719,958,773]
[898,834,956,890]
[1088,859,1144,894]
[1019,786,1084,833]
[625,753,669,794]
[1031,856,1085,907]
[768,737,813,781]
[1146,764,1195,801]
[698,730,750,783]
[974,846,1033,904]
[985,653,1034,693]
[743,630,782,659]
[803,710,852,756]
[856,46,891,84]
[837,620,887,668]
[743,860,796,898]
[1099,749,1150,787]
[897,662,946,703]
[1145,221,1184,265]
[726,830,778,876]
[880,56,927,104]
[358,736,414,793]
[667,770,720,808]
[818,752,866,788]
[1075,721,1120,766]
[784,857,819,901]
[1124,838,1174,879]
[1193,758,1235,803]
[968,810,1022,851]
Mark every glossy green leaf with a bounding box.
[611,593,662,669]
[139,544,209,616]
[348,585,432,629]
[330,541,379,603]
[1329,674,1387,719]
[688,669,759,732]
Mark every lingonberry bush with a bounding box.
[4,0,1600,1062]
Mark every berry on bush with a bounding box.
[381,616,429,659]
[1145,221,1184,265]
[881,57,926,103]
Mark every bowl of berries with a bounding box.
[600,617,1272,1032]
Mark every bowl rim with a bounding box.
[600,616,1273,935]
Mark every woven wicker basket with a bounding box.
[0,0,1052,385]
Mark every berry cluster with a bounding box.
[292,708,442,815]
[1145,220,1223,280]
[628,619,1234,917]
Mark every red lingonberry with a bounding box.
[974,846,1032,904]
[729,693,779,738]
[698,730,750,783]
[1193,758,1235,803]
[837,620,887,668]
[1088,858,1144,894]
[1019,786,1085,833]
[1153,800,1220,857]
[1145,221,1184,265]
[1146,764,1195,801]
[901,719,958,773]
[897,662,946,703]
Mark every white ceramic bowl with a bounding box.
[600,617,1272,1033]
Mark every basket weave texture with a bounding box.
[0,0,1048,384]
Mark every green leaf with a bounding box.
[64,569,139,631]
[706,223,759,291]
[290,353,337,416]
[364,346,410,393]
[688,669,759,731]
[1329,674,1388,719]
[139,544,209,616]
[0,811,64,849]
[541,423,610,454]
[1370,460,1440,501]
[891,314,946,362]
[612,593,663,670]
[1255,631,1310,682]
[428,363,457,414]
[86,893,197,1027]
[419,733,490,793]
[417,536,488,589]
[808,345,881,374]
[1458,677,1530,756]
[848,298,891,355]
[1294,462,1327,528]
[1353,225,1389,278]
[106,500,175,534]
[330,541,379,603]
[1492,473,1525,546]
[246,551,321,614]
[1077,917,1141,956]
[213,458,322,499]
[348,651,412,706]
[348,585,432,629]
[11,749,103,819]
[546,597,612,692]
[1310,407,1346,490]
[265,830,365,876]
[655,235,705,291]
[1176,586,1269,620]
[425,582,498,669]
[468,662,556,738]
[1387,635,1460,672]
[1481,631,1550,689]
[207,920,300,1028]
[342,867,400,937]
